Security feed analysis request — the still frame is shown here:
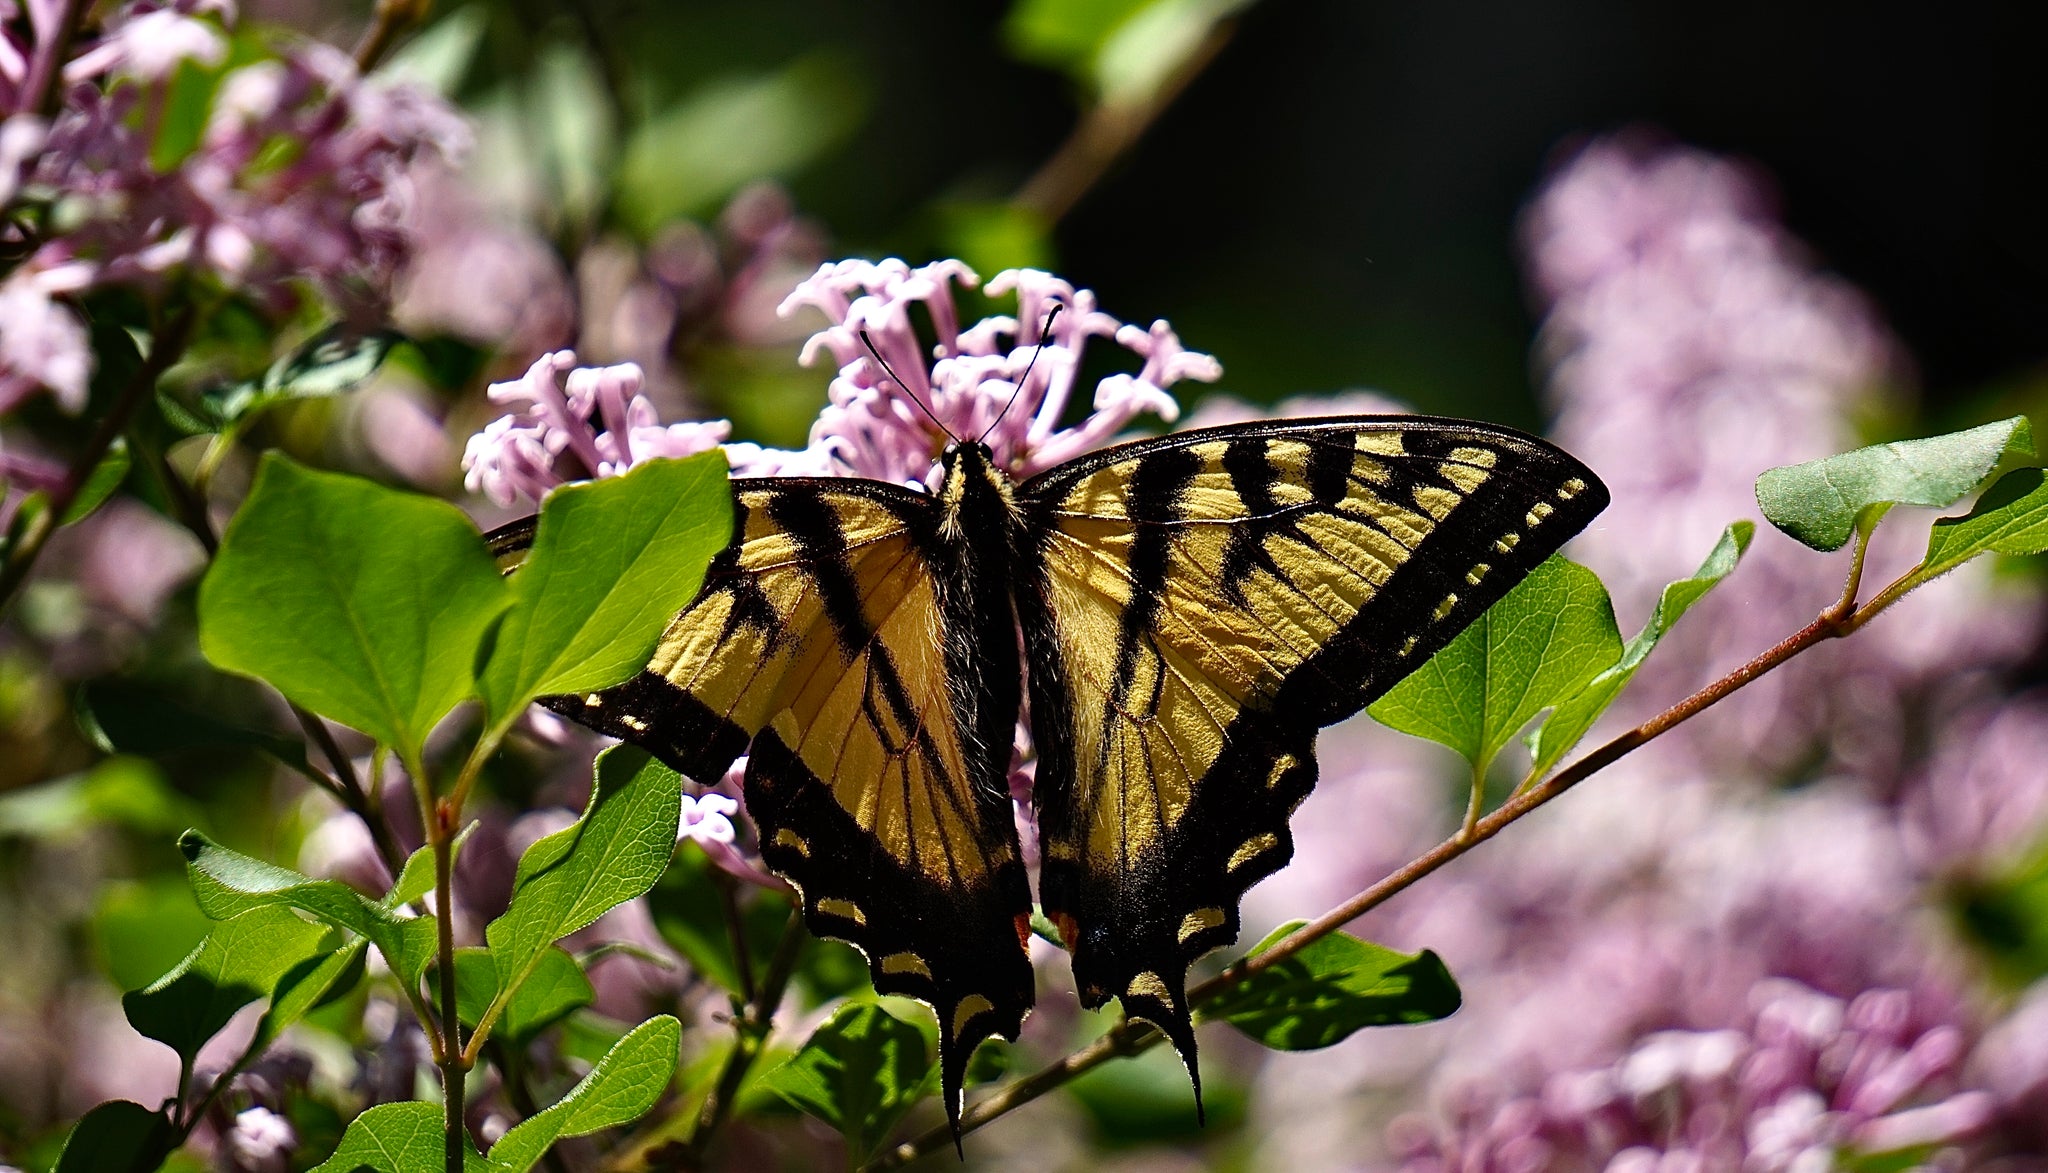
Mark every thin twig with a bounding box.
[685,910,806,1160]
[1012,23,1236,224]
[19,0,88,120]
[604,909,806,1171]
[716,872,758,1006]
[0,304,198,614]
[353,0,431,73]
[866,550,1922,1169]
[434,796,471,1172]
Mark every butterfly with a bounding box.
[490,412,1606,1135]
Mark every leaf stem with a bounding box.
[433,794,470,1172]
[352,0,429,72]
[0,304,198,615]
[686,908,805,1159]
[1458,755,1486,841]
[1011,23,1236,223]
[717,871,758,1007]
[864,543,1930,1169]
[604,908,806,1171]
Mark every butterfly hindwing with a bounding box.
[494,480,1034,1123]
[1015,417,1608,1086]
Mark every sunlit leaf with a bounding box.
[200,453,511,760]
[308,1101,486,1172]
[486,1015,681,1172]
[616,55,868,232]
[477,453,730,723]
[1755,416,2035,551]
[442,945,593,1045]
[60,439,130,525]
[482,747,680,1033]
[1368,555,1621,771]
[757,1003,935,1161]
[1921,467,2048,576]
[201,326,403,427]
[1525,522,1753,778]
[179,830,438,985]
[121,906,332,1066]
[1200,921,1461,1049]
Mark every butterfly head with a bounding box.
[937,440,1017,535]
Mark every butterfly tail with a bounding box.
[1120,972,1205,1124]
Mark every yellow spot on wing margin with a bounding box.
[1127,971,1174,1007]
[817,897,866,926]
[953,993,994,1037]
[1265,754,1299,789]
[773,828,810,857]
[1227,833,1280,872]
[1178,908,1226,944]
[882,952,931,979]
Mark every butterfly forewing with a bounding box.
[1015,417,1608,1083]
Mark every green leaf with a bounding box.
[199,453,511,760]
[482,747,680,1032]
[616,55,868,232]
[485,1015,680,1173]
[1525,522,1754,778]
[1199,921,1461,1049]
[1004,0,1250,104]
[379,5,486,92]
[76,679,312,774]
[60,439,131,525]
[385,823,474,909]
[94,880,212,991]
[308,1101,486,1172]
[477,452,730,724]
[757,1003,935,1161]
[645,841,784,996]
[1755,416,2036,551]
[122,905,332,1066]
[53,1100,178,1173]
[250,940,369,1055]
[1922,467,2048,576]
[0,756,201,840]
[179,830,439,985]
[1367,555,1621,771]
[201,326,402,427]
[443,946,592,1045]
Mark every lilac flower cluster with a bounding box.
[0,0,466,416]
[462,257,1220,501]
[1393,980,1993,1171]
[740,258,1217,489]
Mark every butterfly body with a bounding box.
[496,416,1608,1132]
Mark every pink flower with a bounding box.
[460,352,732,507]
[740,258,1218,489]
[0,267,91,411]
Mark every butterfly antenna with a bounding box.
[976,303,1063,447]
[859,327,956,444]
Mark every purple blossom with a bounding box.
[1392,980,1993,1172]
[0,2,466,415]
[223,1105,295,1173]
[460,352,732,507]
[743,258,1216,489]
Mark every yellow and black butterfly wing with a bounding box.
[1015,417,1607,1088]
[495,480,1034,1120]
